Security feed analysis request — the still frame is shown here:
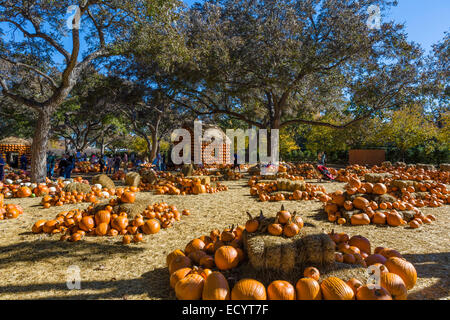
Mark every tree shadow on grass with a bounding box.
[0,267,172,300]
[401,252,450,300]
[0,239,145,268]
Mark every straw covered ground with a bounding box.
[0,177,448,300]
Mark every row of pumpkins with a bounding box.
[32,199,191,243]
[0,176,87,199]
[151,178,228,195]
[40,185,139,209]
[250,182,326,202]
[370,164,449,184]
[0,194,24,220]
[323,178,444,227]
[167,222,417,300]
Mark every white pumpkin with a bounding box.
[94,184,103,190]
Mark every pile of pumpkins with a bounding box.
[250,180,326,202]
[32,195,192,243]
[152,178,228,195]
[245,206,304,238]
[167,225,417,300]
[370,165,449,184]
[39,184,129,209]
[0,194,24,220]
[333,165,370,183]
[281,163,324,179]
[72,161,101,174]
[323,178,439,227]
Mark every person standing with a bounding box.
[99,156,105,173]
[20,154,28,171]
[114,155,121,173]
[0,155,5,181]
[123,153,128,173]
[47,152,56,178]
[65,154,75,179]
[59,155,68,178]
[130,153,135,168]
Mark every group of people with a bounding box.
[42,151,169,179]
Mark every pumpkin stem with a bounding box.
[246,211,253,220]
[258,210,265,220]
[281,204,285,211]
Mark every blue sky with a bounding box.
[183,0,450,53]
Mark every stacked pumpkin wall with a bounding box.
[0,144,32,168]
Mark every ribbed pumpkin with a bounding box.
[202,271,230,300]
[320,277,354,300]
[365,254,387,266]
[185,239,205,255]
[350,213,370,225]
[346,278,363,296]
[94,210,111,225]
[141,219,160,235]
[120,191,136,204]
[267,220,283,236]
[356,285,392,300]
[169,255,193,275]
[386,212,404,227]
[188,250,207,264]
[303,267,320,281]
[95,222,109,236]
[170,267,193,289]
[295,278,322,300]
[348,235,371,254]
[379,248,404,259]
[32,220,47,233]
[373,183,387,195]
[175,274,204,300]
[277,205,291,224]
[283,219,300,238]
[231,279,267,300]
[167,249,185,267]
[372,212,386,224]
[384,257,417,290]
[112,216,128,231]
[79,216,95,232]
[353,197,369,210]
[380,272,408,300]
[214,246,239,270]
[267,280,296,300]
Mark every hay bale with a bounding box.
[394,162,406,167]
[439,163,450,172]
[416,164,436,171]
[381,161,392,168]
[115,201,149,220]
[390,180,414,189]
[63,182,92,194]
[321,262,368,282]
[373,194,398,204]
[125,172,141,187]
[364,173,392,183]
[411,192,430,200]
[406,164,416,169]
[92,174,115,189]
[248,165,261,176]
[186,176,211,185]
[91,199,148,220]
[244,230,334,274]
[141,169,158,184]
[398,210,415,222]
[182,164,194,176]
[341,210,362,221]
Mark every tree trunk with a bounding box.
[149,131,158,163]
[31,108,53,183]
